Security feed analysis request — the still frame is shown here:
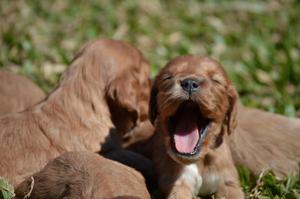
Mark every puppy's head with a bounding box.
[71,39,150,135]
[150,55,237,164]
[102,40,150,135]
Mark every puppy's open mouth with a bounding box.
[168,101,210,156]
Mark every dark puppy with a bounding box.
[150,55,243,198]
[104,148,157,192]
[0,39,150,186]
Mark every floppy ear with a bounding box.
[226,84,238,134]
[149,82,158,125]
[106,73,138,134]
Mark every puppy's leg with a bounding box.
[216,183,243,199]
[160,165,201,199]
[216,182,244,199]
[215,164,244,199]
[165,179,194,199]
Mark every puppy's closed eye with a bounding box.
[161,73,173,81]
[211,75,224,85]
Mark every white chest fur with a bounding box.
[179,164,203,196]
[179,164,220,196]
[199,173,220,195]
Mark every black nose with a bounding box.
[180,78,199,94]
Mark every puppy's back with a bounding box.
[231,106,300,177]
[0,70,45,115]
[16,152,151,199]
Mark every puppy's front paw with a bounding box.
[167,186,195,199]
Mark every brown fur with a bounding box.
[230,104,300,178]
[0,39,150,186]
[122,120,155,149]
[149,55,243,198]
[0,70,45,115]
[15,152,150,199]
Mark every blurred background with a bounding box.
[0,0,299,116]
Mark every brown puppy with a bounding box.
[150,55,243,198]
[230,104,300,178]
[0,70,45,115]
[15,152,151,199]
[0,39,150,186]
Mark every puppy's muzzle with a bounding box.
[180,78,200,95]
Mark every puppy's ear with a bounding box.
[149,82,158,125]
[106,73,138,134]
[226,84,238,134]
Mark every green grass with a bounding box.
[0,178,14,199]
[238,166,300,199]
[1,0,300,198]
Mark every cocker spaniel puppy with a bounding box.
[149,55,244,198]
[15,152,151,199]
[0,39,150,186]
[231,105,300,178]
[0,70,45,115]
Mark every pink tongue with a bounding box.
[174,119,199,153]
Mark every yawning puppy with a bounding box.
[0,39,150,186]
[0,70,45,115]
[150,55,244,198]
[15,152,151,199]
